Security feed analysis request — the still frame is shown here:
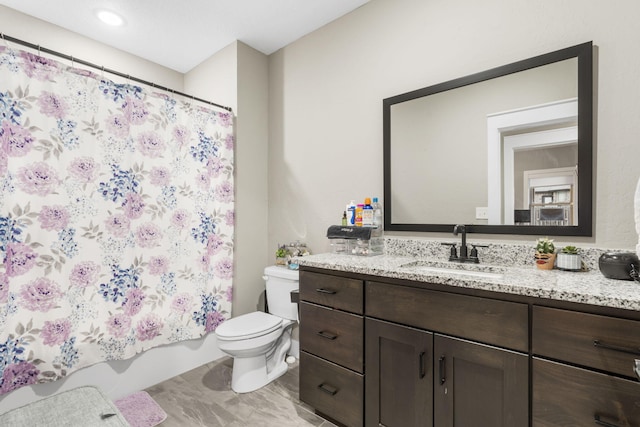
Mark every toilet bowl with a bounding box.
[215,266,299,393]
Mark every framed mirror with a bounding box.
[383,42,593,236]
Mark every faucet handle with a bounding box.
[441,242,458,260]
[469,244,488,260]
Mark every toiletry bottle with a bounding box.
[346,200,356,225]
[355,204,364,227]
[362,198,374,227]
[341,211,347,226]
[372,197,382,229]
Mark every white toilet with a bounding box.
[215,265,299,393]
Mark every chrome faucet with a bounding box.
[441,225,488,263]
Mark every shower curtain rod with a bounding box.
[0,33,233,112]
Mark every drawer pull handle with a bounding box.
[594,414,621,427]
[593,340,640,356]
[439,356,446,385]
[318,382,338,396]
[419,352,426,379]
[315,288,337,295]
[317,330,338,340]
[634,359,640,380]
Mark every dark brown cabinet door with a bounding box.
[300,352,364,427]
[365,318,433,427]
[532,357,640,426]
[434,334,528,427]
[300,302,364,372]
[533,305,640,378]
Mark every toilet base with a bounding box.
[229,323,294,393]
[231,355,289,393]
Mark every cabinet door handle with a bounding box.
[318,382,338,396]
[593,340,640,356]
[315,288,336,295]
[419,352,426,379]
[634,359,640,380]
[594,414,621,427]
[316,330,338,340]
[439,356,446,385]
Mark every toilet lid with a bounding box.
[215,311,283,340]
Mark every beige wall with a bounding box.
[268,0,640,252]
[234,42,270,315]
[185,41,238,111]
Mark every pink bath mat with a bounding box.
[114,391,167,427]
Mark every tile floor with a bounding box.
[145,357,338,427]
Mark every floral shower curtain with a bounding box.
[0,47,234,395]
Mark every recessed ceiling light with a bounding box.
[96,9,125,27]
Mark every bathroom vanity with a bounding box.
[300,39,604,427]
[298,251,640,427]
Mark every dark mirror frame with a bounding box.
[383,41,593,236]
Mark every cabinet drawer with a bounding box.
[533,305,640,378]
[300,270,363,314]
[300,351,363,427]
[300,302,363,372]
[366,281,528,352]
[533,357,640,426]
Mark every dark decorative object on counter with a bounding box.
[598,252,640,280]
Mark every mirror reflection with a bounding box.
[384,42,593,236]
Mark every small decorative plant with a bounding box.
[561,245,579,255]
[275,245,288,258]
[557,245,583,271]
[275,244,289,265]
[535,237,556,270]
[535,237,555,254]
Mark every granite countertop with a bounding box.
[297,253,640,311]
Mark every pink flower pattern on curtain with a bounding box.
[0,47,234,395]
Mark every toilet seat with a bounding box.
[216,311,282,341]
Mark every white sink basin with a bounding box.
[400,260,506,280]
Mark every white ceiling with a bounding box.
[0,0,369,73]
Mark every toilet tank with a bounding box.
[264,266,299,321]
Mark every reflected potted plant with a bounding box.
[535,237,556,270]
[557,245,583,271]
